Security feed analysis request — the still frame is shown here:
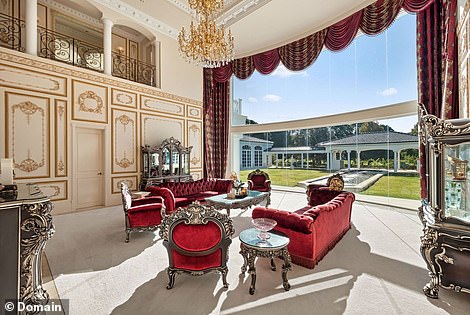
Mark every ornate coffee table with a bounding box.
[239,228,292,295]
[205,190,268,216]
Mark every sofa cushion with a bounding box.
[174,197,190,208]
[252,207,314,234]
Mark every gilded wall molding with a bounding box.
[140,95,185,116]
[72,80,108,123]
[0,65,67,96]
[54,99,68,177]
[6,92,50,179]
[112,175,137,194]
[34,180,68,201]
[112,109,137,174]
[187,105,203,119]
[0,50,202,106]
[112,88,138,108]
[141,113,184,148]
[187,120,203,169]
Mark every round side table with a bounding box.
[239,228,292,295]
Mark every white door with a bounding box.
[75,128,104,209]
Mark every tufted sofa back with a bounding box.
[159,179,232,197]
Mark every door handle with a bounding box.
[97,172,102,175]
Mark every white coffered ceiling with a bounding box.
[58,0,377,58]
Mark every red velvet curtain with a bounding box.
[203,68,230,178]
[203,0,437,179]
[212,0,435,82]
[417,0,458,198]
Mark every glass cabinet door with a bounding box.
[443,142,470,222]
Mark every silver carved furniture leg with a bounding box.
[239,228,292,295]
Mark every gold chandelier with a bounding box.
[178,0,234,68]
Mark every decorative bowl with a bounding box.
[252,218,277,242]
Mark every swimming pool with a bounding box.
[298,170,385,193]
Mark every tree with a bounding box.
[359,121,394,133]
[410,122,419,136]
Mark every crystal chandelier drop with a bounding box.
[178,0,234,68]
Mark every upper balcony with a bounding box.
[0,9,159,88]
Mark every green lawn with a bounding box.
[239,168,421,200]
[361,175,421,200]
[239,168,330,187]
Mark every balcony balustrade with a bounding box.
[37,26,104,72]
[112,52,156,87]
[0,13,156,87]
[0,13,25,52]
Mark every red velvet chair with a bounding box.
[159,202,234,289]
[247,169,271,206]
[120,182,167,243]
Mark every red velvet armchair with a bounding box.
[159,202,235,289]
[120,182,167,243]
[252,184,355,269]
[247,169,271,206]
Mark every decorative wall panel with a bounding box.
[111,88,137,108]
[0,65,67,96]
[187,120,203,169]
[140,95,184,116]
[112,175,137,194]
[5,92,50,179]
[55,99,67,177]
[72,80,108,123]
[34,180,67,201]
[112,109,137,173]
[141,113,184,147]
[191,170,203,181]
[187,105,202,119]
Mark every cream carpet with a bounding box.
[45,192,470,314]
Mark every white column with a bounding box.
[357,151,361,170]
[282,154,285,168]
[25,0,38,55]
[397,150,401,171]
[301,153,304,168]
[102,18,113,75]
[152,40,160,87]
[347,151,351,171]
[394,150,398,173]
[232,134,241,174]
[326,152,330,170]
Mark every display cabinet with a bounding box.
[419,107,470,299]
[140,137,192,189]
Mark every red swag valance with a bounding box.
[212,0,435,82]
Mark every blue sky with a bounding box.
[233,13,418,133]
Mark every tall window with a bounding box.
[254,146,263,167]
[232,13,420,201]
[242,145,251,168]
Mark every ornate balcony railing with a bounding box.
[0,13,25,51]
[0,17,157,87]
[112,52,156,87]
[37,26,104,72]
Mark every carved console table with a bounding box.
[0,184,55,311]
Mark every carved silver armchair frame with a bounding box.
[159,202,235,289]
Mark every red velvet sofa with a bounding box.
[252,187,355,269]
[147,178,232,212]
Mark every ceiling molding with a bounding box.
[218,0,272,26]
[165,0,191,14]
[41,0,102,28]
[94,0,178,39]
